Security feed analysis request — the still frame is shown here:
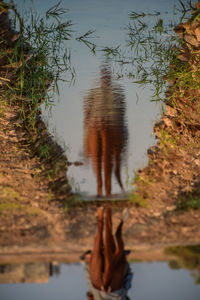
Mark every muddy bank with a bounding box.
[1,205,200,260]
[1,1,200,255]
[0,1,72,249]
[133,2,200,212]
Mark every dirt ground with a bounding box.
[1,107,200,261]
[1,1,200,262]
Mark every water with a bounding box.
[3,1,200,299]
[42,0,171,197]
[14,0,180,197]
[0,261,200,300]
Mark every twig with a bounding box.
[0,77,10,82]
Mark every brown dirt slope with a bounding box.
[1,1,200,259]
[133,2,200,213]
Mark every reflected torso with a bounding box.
[83,65,128,197]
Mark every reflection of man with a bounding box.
[82,207,133,300]
[83,65,128,196]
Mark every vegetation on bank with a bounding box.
[0,1,95,204]
[165,244,200,284]
[126,1,200,210]
[176,192,200,210]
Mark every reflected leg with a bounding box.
[88,127,102,196]
[103,207,116,290]
[112,126,125,192]
[89,207,104,289]
[114,150,124,192]
[109,220,127,291]
[114,220,125,262]
[101,128,112,196]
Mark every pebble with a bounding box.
[166,205,176,211]
[181,227,190,233]
[184,34,199,47]
[153,212,161,217]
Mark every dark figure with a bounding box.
[83,65,128,197]
[83,207,133,300]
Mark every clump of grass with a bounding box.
[0,1,96,197]
[0,98,7,117]
[3,1,75,128]
[2,0,95,145]
[26,206,42,216]
[0,186,23,214]
[165,244,200,284]
[165,244,200,258]
[2,186,21,201]
[0,201,42,215]
[102,0,199,102]
[38,143,50,159]
[159,128,180,154]
[47,188,53,202]
[0,202,23,214]
[176,193,200,210]
[63,193,83,212]
[129,192,148,208]
[101,4,180,101]
[0,1,75,192]
[132,170,156,188]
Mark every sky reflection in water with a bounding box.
[1,262,200,300]
[13,0,182,196]
[37,0,171,196]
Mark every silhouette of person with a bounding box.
[83,65,128,197]
[82,207,133,300]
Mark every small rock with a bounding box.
[182,21,192,34]
[141,231,148,237]
[184,34,199,47]
[166,205,176,211]
[172,170,178,175]
[162,116,173,128]
[174,24,184,38]
[181,227,190,233]
[162,75,175,85]
[177,53,189,62]
[170,218,177,224]
[73,161,84,166]
[194,159,200,166]
[166,105,176,117]
[153,212,161,217]
[194,26,200,42]
[182,185,193,193]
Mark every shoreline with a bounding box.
[1,1,200,253]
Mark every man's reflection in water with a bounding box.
[82,207,133,300]
[83,65,128,196]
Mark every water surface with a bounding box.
[1,261,200,300]
[13,1,185,196]
[32,0,177,196]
